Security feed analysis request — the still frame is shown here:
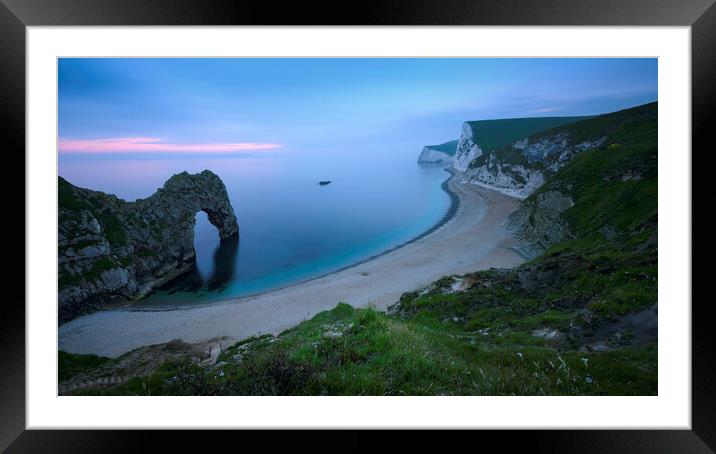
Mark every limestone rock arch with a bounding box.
[58,170,239,323]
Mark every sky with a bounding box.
[58,58,657,158]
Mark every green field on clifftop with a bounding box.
[466,115,590,151]
[425,139,459,156]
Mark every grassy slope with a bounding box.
[61,103,658,396]
[470,104,656,172]
[532,102,658,234]
[532,102,658,318]
[467,116,590,151]
[70,304,655,396]
[58,350,110,382]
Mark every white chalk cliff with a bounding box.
[453,123,483,171]
[461,134,606,199]
[420,116,606,200]
[463,159,546,199]
[417,146,453,164]
[417,139,459,165]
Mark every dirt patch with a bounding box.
[576,305,657,352]
[59,336,236,395]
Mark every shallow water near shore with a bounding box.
[59,147,452,308]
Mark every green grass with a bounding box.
[467,103,657,181]
[67,303,656,396]
[59,351,110,382]
[467,116,589,152]
[534,116,657,235]
[554,102,656,144]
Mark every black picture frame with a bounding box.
[3,0,713,451]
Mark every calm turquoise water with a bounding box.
[59,146,451,307]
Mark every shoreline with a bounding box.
[129,167,461,312]
[59,172,525,358]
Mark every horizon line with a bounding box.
[58,137,283,154]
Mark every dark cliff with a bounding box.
[58,170,239,323]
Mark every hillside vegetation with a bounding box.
[467,116,590,152]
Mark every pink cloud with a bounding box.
[58,137,283,154]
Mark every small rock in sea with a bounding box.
[318,180,331,186]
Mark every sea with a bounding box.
[58,146,452,308]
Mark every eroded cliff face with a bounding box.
[417,139,459,165]
[500,102,657,256]
[432,116,594,198]
[417,147,453,164]
[463,157,545,199]
[504,190,574,258]
[58,170,239,323]
[462,130,605,199]
[453,123,483,171]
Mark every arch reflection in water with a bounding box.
[133,164,452,308]
[206,234,239,291]
[161,233,240,296]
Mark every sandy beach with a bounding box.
[59,172,525,357]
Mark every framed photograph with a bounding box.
[5,0,713,450]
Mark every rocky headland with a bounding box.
[417,139,459,164]
[451,116,591,197]
[58,170,239,324]
[418,102,656,258]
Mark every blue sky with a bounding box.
[58,58,657,155]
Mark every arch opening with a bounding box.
[193,210,221,283]
[192,209,240,291]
